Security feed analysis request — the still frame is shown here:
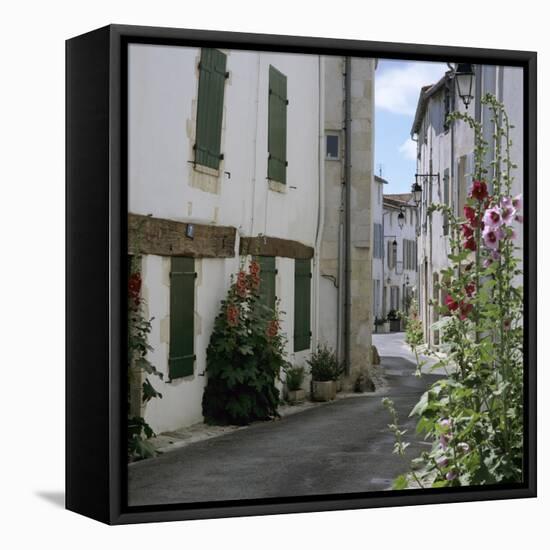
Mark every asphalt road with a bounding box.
[128,339,440,506]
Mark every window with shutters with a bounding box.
[390,286,400,311]
[373,223,383,259]
[195,48,227,170]
[268,66,288,184]
[169,257,196,380]
[294,259,311,352]
[256,256,277,311]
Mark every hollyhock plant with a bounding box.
[386,95,524,490]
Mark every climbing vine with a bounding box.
[127,255,164,461]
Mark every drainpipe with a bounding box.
[344,56,352,374]
[313,56,326,348]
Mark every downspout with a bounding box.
[344,57,352,374]
[313,56,325,348]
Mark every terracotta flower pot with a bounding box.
[312,380,336,402]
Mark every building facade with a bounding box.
[371,175,386,321]
[382,193,418,317]
[128,44,376,433]
[412,65,523,346]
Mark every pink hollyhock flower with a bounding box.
[512,194,523,210]
[515,215,524,223]
[499,199,516,226]
[446,471,458,481]
[483,206,503,228]
[469,180,489,201]
[483,226,503,250]
[436,456,449,468]
[483,258,493,268]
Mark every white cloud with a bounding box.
[399,138,417,161]
[376,61,448,116]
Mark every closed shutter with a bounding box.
[169,257,196,380]
[443,168,450,235]
[195,48,227,169]
[268,65,288,184]
[257,256,277,311]
[294,259,311,352]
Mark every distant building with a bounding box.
[371,175,386,321]
[382,193,418,318]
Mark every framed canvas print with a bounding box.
[66,24,537,525]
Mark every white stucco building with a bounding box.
[412,64,523,346]
[371,175,386,321]
[128,44,376,433]
[382,193,418,318]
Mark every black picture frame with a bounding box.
[66,24,537,525]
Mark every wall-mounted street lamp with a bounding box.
[392,239,398,255]
[411,182,422,207]
[447,62,475,109]
[397,208,405,229]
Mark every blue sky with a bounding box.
[375,60,447,194]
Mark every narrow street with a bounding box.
[128,332,441,506]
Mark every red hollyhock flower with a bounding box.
[464,238,476,252]
[465,282,476,297]
[469,180,488,201]
[249,261,260,276]
[463,205,480,228]
[266,319,279,338]
[226,305,239,326]
[128,272,142,305]
[461,224,474,239]
[459,302,473,320]
[445,294,459,312]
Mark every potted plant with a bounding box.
[284,365,306,404]
[387,309,401,332]
[382,316,390,333]
[307,344,343,402]
[374,316,385,333]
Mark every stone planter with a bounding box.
[389,319,401,332]
[312,380,336,402]
[382,322,390,333]
[287,388,306,404]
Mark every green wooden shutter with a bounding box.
[169,257,196,380]
[195,48,227,169]
[256,256,277,311]
[268,65,287,184]
[294,259,311,352]
[443,168,450,235]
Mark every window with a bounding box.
[403,239,417,271]
[326,134,339,160]
[256,256,277,311]
[387,240,397,270]
[373,279,380,316]
[268,65,288,184]
[195,49,227,170]
[294,259,311,352]
[169,257,196,380]
[373,223,384,259]
[390,286,400,311]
